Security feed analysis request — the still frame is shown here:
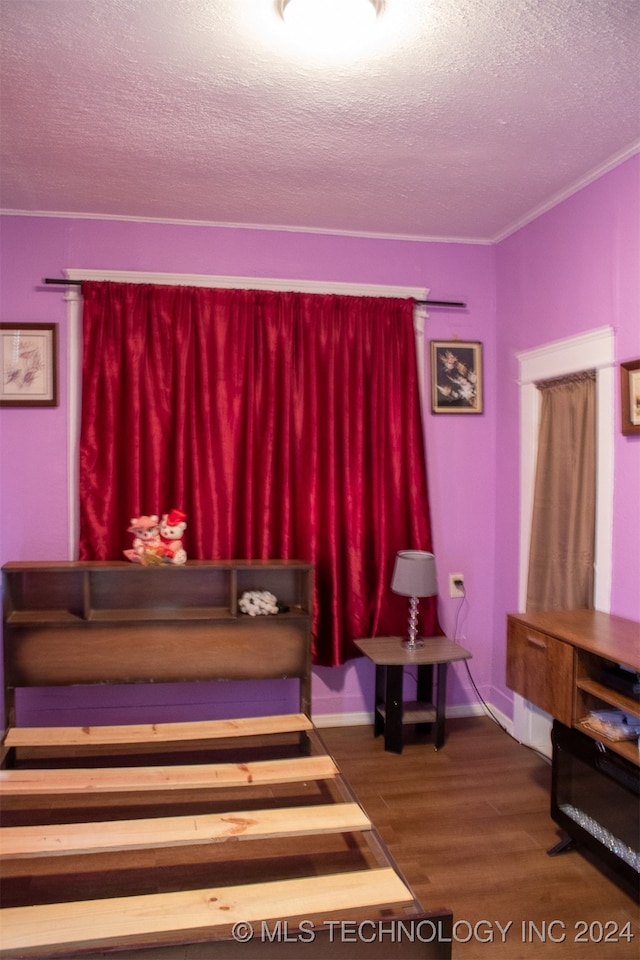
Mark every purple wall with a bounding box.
[1,154,638,727]
[493,154,640,709]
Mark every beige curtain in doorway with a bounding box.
[526,371,596,612]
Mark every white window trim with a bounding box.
[65,269,429,557]
[64,269,428,302]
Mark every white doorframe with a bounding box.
[514,326,615,755]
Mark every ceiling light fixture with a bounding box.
[279,0,384,58]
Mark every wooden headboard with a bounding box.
[2,560,313,732]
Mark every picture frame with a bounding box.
[620,359,640,436]
[0,323,58,407]
[430,340,483,414]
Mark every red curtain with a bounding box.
[79,282,439,665]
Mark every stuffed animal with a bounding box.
[238,590,279,616]
[159,508,187,564]
[123,515,163,565]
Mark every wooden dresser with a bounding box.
[507,609,640,763]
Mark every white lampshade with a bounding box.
[391,550,438,598]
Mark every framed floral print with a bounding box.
[0,323,58,407]
[430,340,483,414]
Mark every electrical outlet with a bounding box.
[449,573,465,598]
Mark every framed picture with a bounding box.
[430,340,483,414]
[620,359,640,436]
[0,324,58,407]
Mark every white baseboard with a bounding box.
[313,701,515,736]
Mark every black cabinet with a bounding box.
[550,720,639,896]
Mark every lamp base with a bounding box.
[402,636,424,650]
[402,595,424,650]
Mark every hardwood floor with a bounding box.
[320,717,639,959]
[2,716,637,959]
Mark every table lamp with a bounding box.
[391,550,438,649]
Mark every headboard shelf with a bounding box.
[2,560,313,735]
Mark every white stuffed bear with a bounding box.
[159,508,187,564]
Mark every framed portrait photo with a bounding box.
[430,340,483,414]
[0,324,58,407]
[620,359,640,436]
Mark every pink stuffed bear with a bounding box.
[123,515,163,565]
[159,508,187,564]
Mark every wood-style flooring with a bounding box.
[1,716,638,959]
[321,717,639,960]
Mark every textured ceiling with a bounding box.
[1,0,638,242]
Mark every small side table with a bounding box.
[354,636,472,754]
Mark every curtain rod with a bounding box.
[43,278,465,308]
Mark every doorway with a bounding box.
[515,326,615,755]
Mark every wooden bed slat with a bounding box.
[0,802,371,858]
[3,713,313,748]
[0,754,338,797]
[0,867,413,955]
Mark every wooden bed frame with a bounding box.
[1,561,453,959]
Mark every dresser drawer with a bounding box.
[506,619,574,725]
